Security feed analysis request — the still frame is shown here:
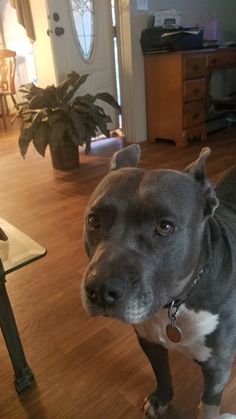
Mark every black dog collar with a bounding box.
[165,267,205,343]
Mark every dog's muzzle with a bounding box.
[81,246,156,323]
[85,273,127,306]
[84,252,143,307]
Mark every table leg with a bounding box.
[0,267,35,392]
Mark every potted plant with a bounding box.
[15,71,120,170]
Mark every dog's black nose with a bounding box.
[86,278,125,305]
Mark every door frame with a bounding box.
[115,0,137,143]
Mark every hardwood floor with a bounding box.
[0,127,236,419]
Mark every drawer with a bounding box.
[183,101,205,129]
[183,79,206,102]
[183,55,206,79]
[206,52,221,68]
[206,50,236,68]
[218,50,236,66]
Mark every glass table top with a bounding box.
[0,217,46,276]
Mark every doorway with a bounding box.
[47,0,121,133]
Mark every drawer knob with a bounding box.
[192,64,200,71]
[211,58,218,64]
[192,113,199,120]
[193,88,200,95]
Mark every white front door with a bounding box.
[46,0,119,129]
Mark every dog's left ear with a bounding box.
[109,144,141,171]
[184,147,219,216]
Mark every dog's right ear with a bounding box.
[184,147,211,181]
[184,147,219,217]
[109,144,141,171]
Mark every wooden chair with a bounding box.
[0,49,18,130]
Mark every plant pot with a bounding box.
[49,144,80,170]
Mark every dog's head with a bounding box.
[81,145,218,324]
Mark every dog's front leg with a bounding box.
[198,356,235,419]
[137,336,173,418]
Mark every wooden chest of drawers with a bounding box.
[144,48,236,147]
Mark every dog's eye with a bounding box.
[155,221,175,236]
[88,213,100,229]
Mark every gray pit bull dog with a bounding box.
[81,145,236,419]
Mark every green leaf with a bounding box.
[29,89,58,109]
[47,110,64,126]
[56,71,81,99]
[19,83,45,101]
[32,110,45,125]
[69,110,87,144]
[56,78,74,97]
[48,122,66,149]
[95,92,121,111]
[32,124,50,157]
[64,73,90,103]
[86,106,110,137]
[19,128,33,158]
[73,93,96,107]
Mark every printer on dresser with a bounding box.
[144,48,236,147]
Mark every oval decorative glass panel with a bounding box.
[70,0,95,61]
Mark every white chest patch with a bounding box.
[134,305,219,362]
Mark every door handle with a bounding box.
[53,12,60,22]
[55,27,65,36]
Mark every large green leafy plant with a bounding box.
[16,71,120,157]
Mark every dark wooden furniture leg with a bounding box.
[0,261,35,392]
[0,95,7,130]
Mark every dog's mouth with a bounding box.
[83,301,155,324]
[80,280,162,324]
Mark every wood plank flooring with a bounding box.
[0,127,236,419]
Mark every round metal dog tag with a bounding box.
[166,324,182,343]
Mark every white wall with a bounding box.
[148,0,236,41]
[129,0,236,142]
